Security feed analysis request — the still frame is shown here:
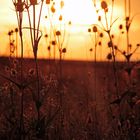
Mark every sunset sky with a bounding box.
[0,0,140,61]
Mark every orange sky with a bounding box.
[0,0,140,61]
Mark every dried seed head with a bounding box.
[68,21,72,25]
[114,45,118,50]
[107,53,112,60]
[89,48,93,52]
[28,68,35,76]
[62,48,66,53]
[46,0,50,4]
[56,30,61,36]
[5,66,10,73]
[98,16,101,21]
[48,46,51,50]
[88,28,91,32]
[119,24,123,30]
[51,5,56,13]
[59,15,63,21]
[111,34,114,39]
[11,69,17,76]
[52,40,56,45]
[108,41,113,48]
[92,26,98,32]
[15,28,18,33]
[101,1,108,10]
[44,34,48,38]
[30,0,37,5]
[60,0,64,9]
[98,41,102,46]
[8,31,11,36]
[99,33,103,38]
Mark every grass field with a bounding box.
[0,57,140,139]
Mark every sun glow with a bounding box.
[42,0,99,25]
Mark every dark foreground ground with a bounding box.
[0,57,140,140]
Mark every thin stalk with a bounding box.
[94,32,98,140]
[36,0,43,39]
[27,7,34,48]
[33,4,40,121]
[105,12,109,31]
[110,0,114,26]
[17,10,25,139]
[15,31,18,57]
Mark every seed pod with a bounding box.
[60,0,64,8]
[56,31,61,36]
[119,24,123,30]
[107,53,112,60]
[62,48,66,53]
[15,1,24,12]
[30,0,37,5]
[101,1,108,10]
[52,40,56,45]
[59,15,63,21]
[99,33,103,38]
[46,0,50,4]
[92,26,98,32]
[51,5,56,13]
[98,16,101,21]
[88,28,91,32]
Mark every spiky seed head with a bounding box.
[88,28,91,32]
[60,0,64,8]
[51,5,56,13]
[59,15,63,21]
[99,33,103,38]
[107,53,112,60]
[92,26,98,32]
[52,40,56,45]
[62,48,66,53]
[56,31,61,36]
[101,1,108,10]
[46,0,50,4]
[98,16,101,21]
[119,24,123,30]
[30,0,37,5]
[15,28,18,33]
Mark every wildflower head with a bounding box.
[15,28,18,33]
[62,48,66,53]
[98,16,101,21]
[68,21,72,25]
[101,1,108,11]
[48,46,51,51]
[44,34,48,38]
[108,41,113,48]
[88,28,91,33]
[119,24,123,30]
[30,0,37,5]
[51,5,56,13]
[28,68,35,76]
[56,31,61,36]
[89,48,93,52]
[52,40,56,45]
[107,53,112,60]
[59,15,63,21]
[99,33,103,38]
[46,0,50,4]
[11,69,17,77]
[60,0,64,9]
[92,26,98,33]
